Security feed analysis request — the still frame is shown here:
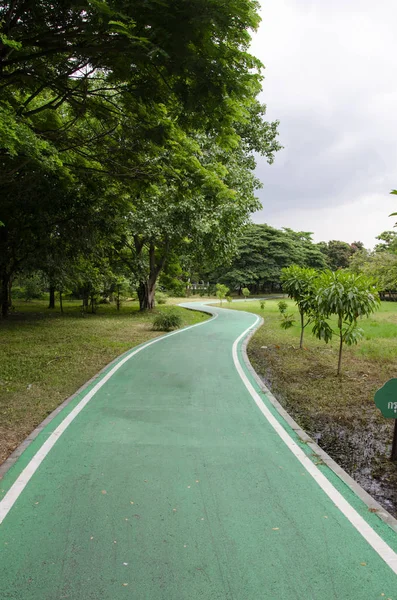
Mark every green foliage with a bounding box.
[209,224,327,293]
[216,283,230,306]
[13,272,46,302]
[311,317,334,343]
[0,0,281,317]
[259,300,266,310]
[317,240,356,270]
[280,314,296,329]
[159,270,186,297]
[277,300,288,314]
[155,292,168,305]
[280,265,318,348]
[242,287,250,300]
[349,248,397,290]
[313,270,380,374]
[152,310,182,331]
[226,296,233,304]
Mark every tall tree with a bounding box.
[318,240,354,270]
[210,224,327,293]
[115,112,279,309]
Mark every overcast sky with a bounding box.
[250,0,397,248]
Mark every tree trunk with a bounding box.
[116,285,121,311]
[299,310,304,349]
[138,280,156,310]
[1,271,10,318]
[138,242,167,311]
[59,290,63,314]
[7,277,13,312]
[337,330,343,376]
[48,285,55,309]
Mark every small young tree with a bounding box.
[242,287,250,301]
[312,270,380,375]
[277,300,288,315]
[216,283,230,306]
[280,266,318,349]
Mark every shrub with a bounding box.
[277,300,288,314]
[155,291,168,305]
[259,300,266,310]
[216,283,229,305]
[152,310,182,331]
[242,287,250,300]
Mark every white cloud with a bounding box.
[257,193,397,249]
[250,0,397,247]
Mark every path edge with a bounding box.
[241,317,397,534]
[0,305,215,482]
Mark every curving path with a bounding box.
[0,303,397,599]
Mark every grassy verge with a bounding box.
[0,299,209,465]
[228,299,397,516]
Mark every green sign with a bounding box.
[374,379,397,418]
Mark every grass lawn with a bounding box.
[0,299,209,465]
[227,298,397,516]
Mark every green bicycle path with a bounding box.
[0,304,396,599]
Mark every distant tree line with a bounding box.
[200,224,364,294]
[349,230,397,296]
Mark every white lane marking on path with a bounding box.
[233,317,397,576]
[0,310,218,525]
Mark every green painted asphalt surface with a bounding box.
[0,304,397,599]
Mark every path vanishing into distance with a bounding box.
[1,303,397,599]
